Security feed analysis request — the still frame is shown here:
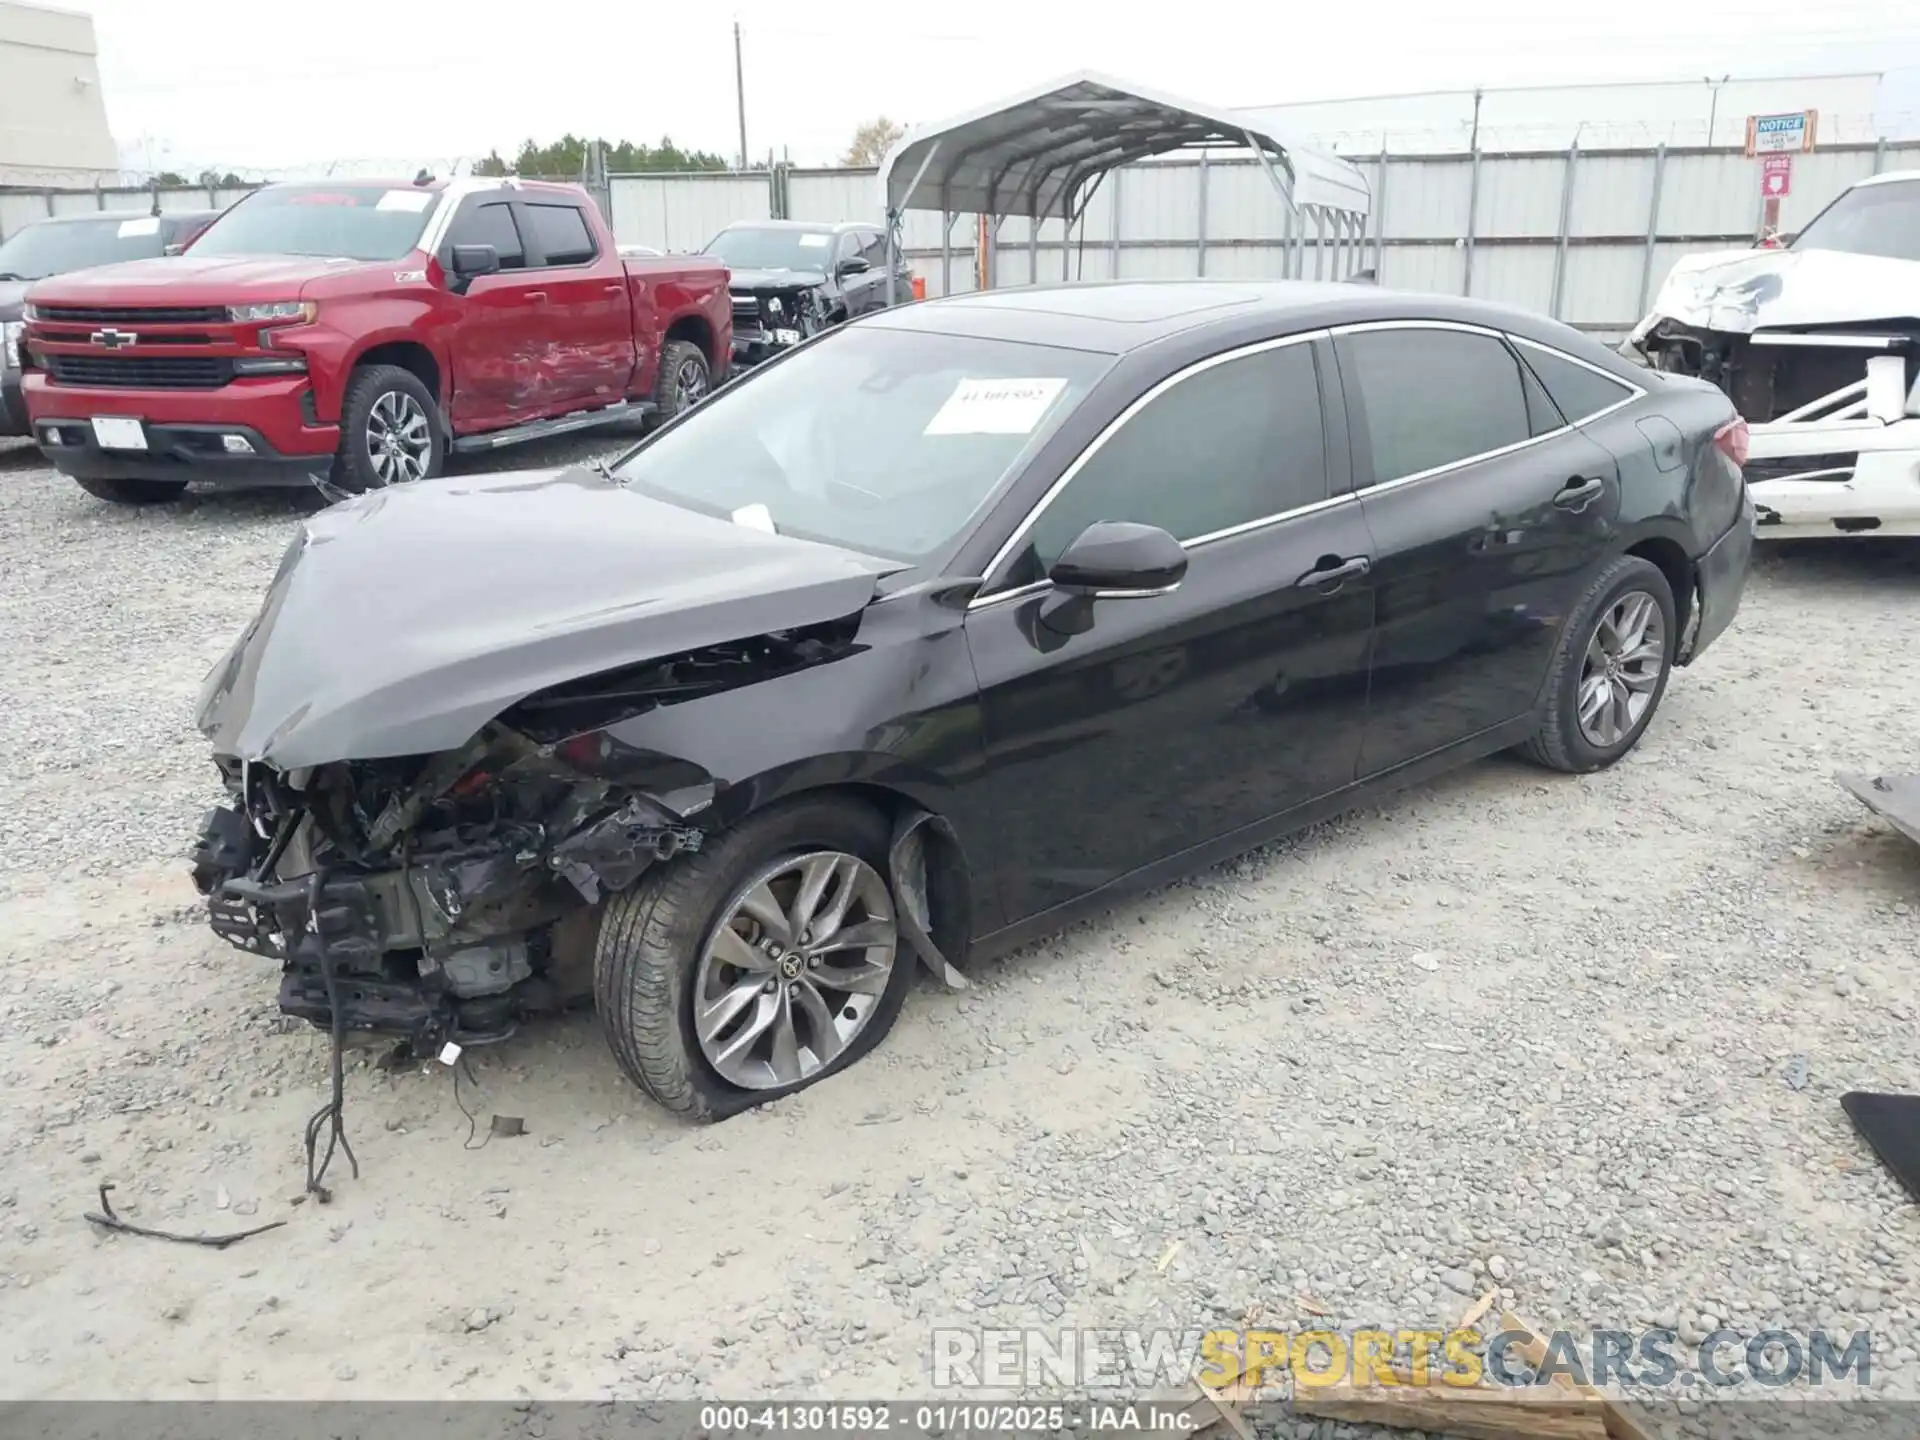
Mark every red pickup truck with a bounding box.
[19,178,730,503]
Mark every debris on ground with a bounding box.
[83,1184,287,1250]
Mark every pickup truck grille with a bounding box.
[731,294,763,324]
[45,354,234,389]
[36,303,231,325]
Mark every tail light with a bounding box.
[1714,417,1750,467]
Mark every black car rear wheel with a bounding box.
[1521,554,1677,773]
[594,795,913,1120]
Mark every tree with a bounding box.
[843,117,904,168]
[153,171,188,187]
[476,135,729,178]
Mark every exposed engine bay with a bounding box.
[190,619,862,1054]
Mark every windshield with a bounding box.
[0,217,174,281]
[188,184,442,261]
[613,325,1113,562]
[702,226,837,271]
[1791,179,1920,263]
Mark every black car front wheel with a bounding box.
[1521,554,1678,773]
[594,795,913,1121]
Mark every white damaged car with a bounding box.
[1627,170,1920,539]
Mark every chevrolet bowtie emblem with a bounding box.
[90,328,137,349]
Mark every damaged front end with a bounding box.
[729,284,831,369]
[191,724,713,1050]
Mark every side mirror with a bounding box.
[1047,521,1188,597]
[449,243,500,291]
[837,256,871,276]
[162,243,185,257]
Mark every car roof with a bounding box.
[867,279,1631,369]
[720,218,862,233]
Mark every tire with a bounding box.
[594,795,913,1121]
[650,340,711,425]
[1520,554,1678,774]
[72,474,187,505]
[331,364,445,493]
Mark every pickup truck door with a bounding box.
[439,196,549,428]
[517,199,634,408]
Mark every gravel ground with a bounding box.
[3,431,1919,1430]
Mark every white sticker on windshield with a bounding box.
[797,233,830,248]
[116,216,161,238]
[376,189,433,213]
[923,377,1068,436]
[732,502,777,533]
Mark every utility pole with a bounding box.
[734,21,749,172]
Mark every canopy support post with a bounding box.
[888,139,942,307]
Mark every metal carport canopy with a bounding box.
[877,70,1372,257]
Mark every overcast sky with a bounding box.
[81,0,1918,174]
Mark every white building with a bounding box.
[0,0,116,185]
[1240,72,1901,154]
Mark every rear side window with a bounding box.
[1340,328,1532,483]
[1012,342,1327,585]
[447,201,525,270]
[526,203,597,266]
[1518,342,1636,423]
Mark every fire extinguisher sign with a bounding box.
[1760,154,1794,198]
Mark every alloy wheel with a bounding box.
[365,390,432,485]
[691,851,897,1091]
[1577,589,1666,748]
[674,357,708,409]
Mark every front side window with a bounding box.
[1518,342,1635,424]
[858,230,889,267]
[1340,328,1532,484]
[613,326,1113,562]
[1005,342,1328,589]
[525,203,596,266]
[187,184,441,262]
[446,201,525,270]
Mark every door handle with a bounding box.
[604,284,625,296]
[1296,555,1371,591]
[1554,475,1604,511]
[526,291,549,304]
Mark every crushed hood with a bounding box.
[1632,246,1920,343]
[195,468,898,768]
[728,267,830,292]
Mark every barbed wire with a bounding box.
[5,105,1916,198]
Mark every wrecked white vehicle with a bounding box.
[1628,170,1920,538]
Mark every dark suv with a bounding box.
[1,209,222,435]
[702,219,916,368]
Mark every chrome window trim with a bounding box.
[1331,321,1645,500]
[969,328,1332,607]
[962,319,1652,616]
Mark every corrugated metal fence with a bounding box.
[611,139,1918,337]
[6,140,1914,338]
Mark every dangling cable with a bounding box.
[301,868,358,1203]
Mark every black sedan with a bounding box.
[190,281,1753,1120]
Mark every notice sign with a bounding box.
[1760,154,1794,198]
[1746,110,1817,156]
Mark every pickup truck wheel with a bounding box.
[71,475,188,505]
[334,365,445,492]
[594,796,911,1121]
[651,340,710,425]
